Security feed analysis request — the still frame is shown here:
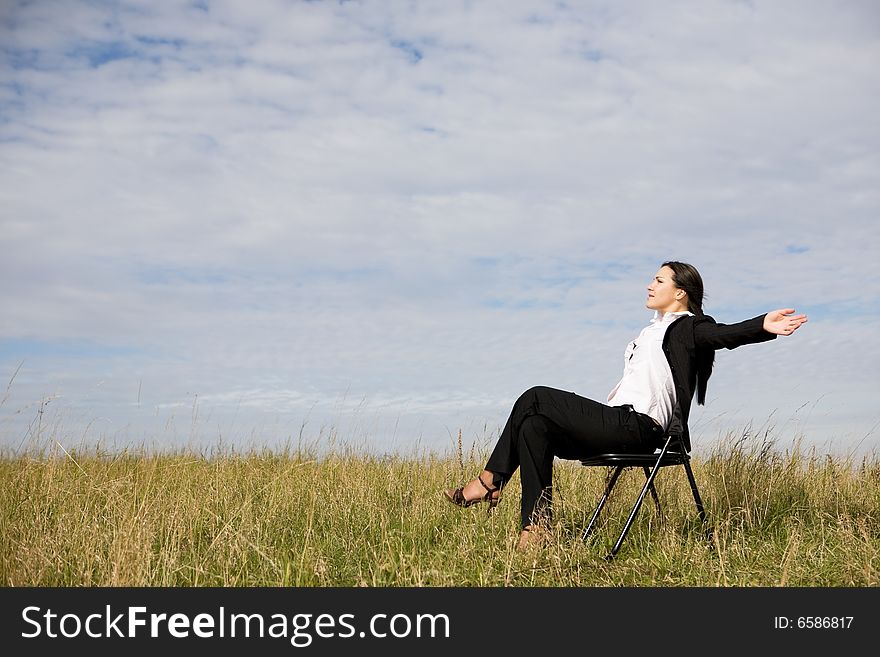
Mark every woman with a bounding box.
[444,261,807,551]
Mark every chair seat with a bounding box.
[580,451,689,467]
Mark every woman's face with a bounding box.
[646,266,686,313]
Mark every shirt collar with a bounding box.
[651,310,693,324]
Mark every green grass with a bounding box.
[1,432,878,586]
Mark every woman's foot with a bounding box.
[516,524,551,552]
[444,471,501,510]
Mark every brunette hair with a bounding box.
[662,261,704,316]
[662,260,713,405]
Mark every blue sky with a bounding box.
[1,0,878,457]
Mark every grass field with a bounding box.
[1,431,878,586]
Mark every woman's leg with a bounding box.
[484,386,655,529]
[516,414,555,530]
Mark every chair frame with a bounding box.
[580,433,710,559]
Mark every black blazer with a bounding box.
[662,313,777,451]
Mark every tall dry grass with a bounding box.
[1,431,878,586]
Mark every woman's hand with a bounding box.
[763,308,808,336]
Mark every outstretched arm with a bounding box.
[762,308,808,336]
[693,311,802,349]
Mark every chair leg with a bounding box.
[642,466,662,516]
[582,466,624,541]
[607,441,672,560]
[682,457,712,544]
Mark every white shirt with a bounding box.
[606,310,693,430]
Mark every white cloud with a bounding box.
[1,0,878,456]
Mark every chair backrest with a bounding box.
[665,401,688,454]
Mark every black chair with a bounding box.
[580,430,710,560]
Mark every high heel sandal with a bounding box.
[444,474,500,513]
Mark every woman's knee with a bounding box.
[517,385,551,406]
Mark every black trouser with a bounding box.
[485,386,665,529]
